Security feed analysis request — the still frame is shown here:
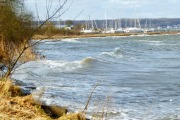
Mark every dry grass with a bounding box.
[58,113,86,120]
[32,31,180,40]
[0,80,50,120]
[0,79,86,120]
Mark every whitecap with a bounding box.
[138,34,153,37]
[137,40,163,46]
[31,57,101,74]
[81,57,98,65]
[61,38,79,43]
[148,40,162,43]
[38,60,83,73]
[12,57,103,78]
[100,47,123,58]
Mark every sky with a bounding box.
[24,0,180,20]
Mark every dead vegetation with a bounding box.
[0,0,87,119]
[0,80,50,119]
[0,80,86,120]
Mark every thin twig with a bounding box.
[4,0,70,78]
[83,84,98,113]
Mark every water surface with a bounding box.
[13,34,180,120]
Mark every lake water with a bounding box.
[13,34,180,120]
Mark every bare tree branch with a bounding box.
[3,0,70,78]
[83,84,99,113]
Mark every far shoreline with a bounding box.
[32,31,180,40]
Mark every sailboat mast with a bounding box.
[134,0,141,28]
[105,11,107,31]
[118,13,121,29]
[134,19,137,28]
[90,14,94,30]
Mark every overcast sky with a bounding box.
[24,0,180,20]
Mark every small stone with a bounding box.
[12,79,36,95]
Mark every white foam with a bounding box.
[100,47,123,58]
[12,57,101,79]
[130,34,151,37]
[148,41,162,43]
[81,57,98,65]
[38,60,83,72]
[136,34,151,37]
[35,57,99,73]
[137,40,163,46]
[147,40,164,46]
[61,38,79,43]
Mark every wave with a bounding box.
[35,38,79,45]
[100,47,123,58]
[12,57,107,80]
[137,40,163,46]
[81,57,100,65]
[13,60,83,77]
[136,34,152,37]
[147,40,164,46]
[147,40,162,43]
[61,38,79,43]
[39,60,83,73]
[47,57,98,67]
[130,34,151,37]
[31,57,103,74]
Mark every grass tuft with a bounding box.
[0,79,86,120]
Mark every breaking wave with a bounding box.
[100,47,123,58]
[26,57,103,75]
[61,38,79,43]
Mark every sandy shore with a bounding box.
[33,31,180,40]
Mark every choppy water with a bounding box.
[13,34,180,120]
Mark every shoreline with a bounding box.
[33,31,180,40]
[0,79,87,120]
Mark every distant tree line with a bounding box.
[36,20,81,37]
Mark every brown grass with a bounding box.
[58,113,86,120]
[0,80,50,120]
[0,79,86,120]
[32,31,180,40]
